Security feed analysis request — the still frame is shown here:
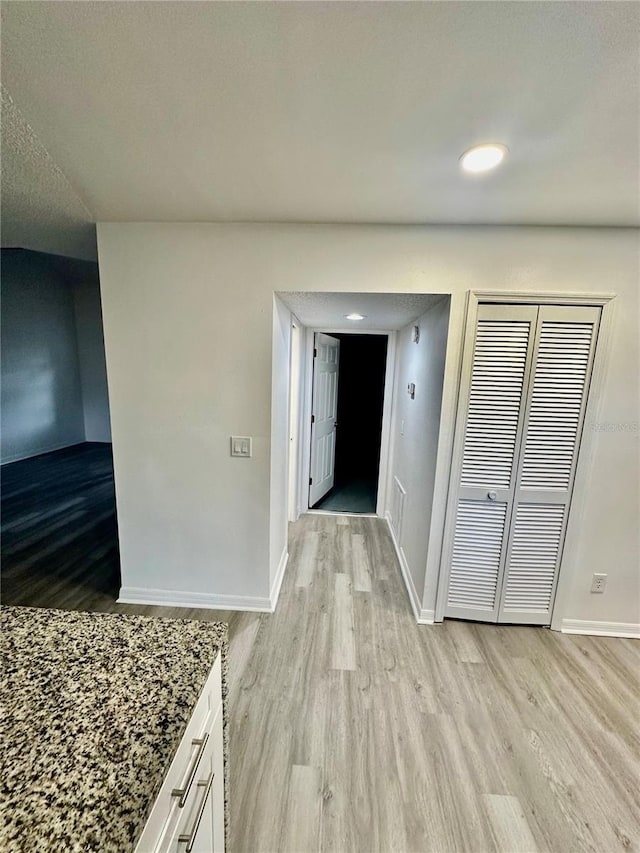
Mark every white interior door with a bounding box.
[309,333,340,506]
[497,304,601,624]
[444,302,601,626]
[445,305,538,621]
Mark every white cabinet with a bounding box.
[136,653,225,853]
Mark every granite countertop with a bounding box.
[0,606,228,853]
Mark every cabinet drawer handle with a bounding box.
[172,732,209,807]
[178,772,215,853]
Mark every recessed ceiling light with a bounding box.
[345,313,366,321]
[460,143,508,174]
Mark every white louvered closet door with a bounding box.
[445,302,601,625]
[445,305,538,622]
[496,305,601,624]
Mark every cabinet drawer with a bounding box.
[162,705,224,853]
[136,653,224,853]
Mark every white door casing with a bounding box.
[309,333,340,506]
[288,322,302,522]
[299,327,396,518]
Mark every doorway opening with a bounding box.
[273,290,451,617]
[0,249,121,608]
[310,333,388,514]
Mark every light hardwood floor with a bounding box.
[3,460,639,852]
[228,514,640,853]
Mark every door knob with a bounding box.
[487,491,497,501]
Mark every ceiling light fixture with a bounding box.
[460,143,508,174]
[345,313,366,321]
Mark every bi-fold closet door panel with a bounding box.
[497,304,601,623]
[446,305,538,622]
[445,302,601,626]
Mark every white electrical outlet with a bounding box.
[590,573,607,593]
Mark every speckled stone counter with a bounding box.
[0,607,228,853]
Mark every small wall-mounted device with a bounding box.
[407,383,416,400]
[412,325,420,344]
[231,436,252,457]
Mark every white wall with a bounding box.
[97,226,272,608]
[388,298,450,618]
[1,249,85,463]
[73,273,112,442]
[96,223,639,628]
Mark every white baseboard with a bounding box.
[385,513,434,625]
[560,619,640,639]
[269,548,289,612]
[118,586,272,613]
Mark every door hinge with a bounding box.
[313,347,317,358]
[311,414,315,424]
[309,477,313,485]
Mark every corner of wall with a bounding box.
[269,294,292,592]
[269,547,289,612]
[385,513,435,625]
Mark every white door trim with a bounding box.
[300,327,396,517]
[433,289,616,628]
[419,293,469,617]
[287,320,302,523]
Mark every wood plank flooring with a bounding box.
[229,514,640,853]
[1,443,121,609]
[2,447,639,851]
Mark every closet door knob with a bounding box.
[487,491,497,501]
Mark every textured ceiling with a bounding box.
[1,2,638,261]
[277,292,445,331]
[1,87,97,261]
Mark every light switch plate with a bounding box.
[231,436,252,457]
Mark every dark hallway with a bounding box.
[315,334,387,513]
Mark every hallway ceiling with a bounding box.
[1,1,638,261]
[278,292,445,331]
